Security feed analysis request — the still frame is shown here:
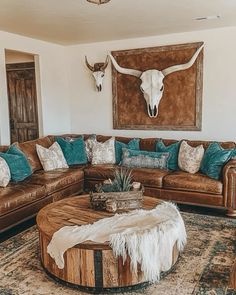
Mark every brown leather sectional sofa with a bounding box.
[1,134,236,233]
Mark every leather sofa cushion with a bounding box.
[163,171,223,195]
[131,168,170,188]
[84,165,116,180]
[85,165,170,188]
[0,183,46,216]
[17,136,53,172]
[25,168,84,195]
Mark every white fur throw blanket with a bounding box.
[47,202,186,282]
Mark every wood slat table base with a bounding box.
[37,196,180,292]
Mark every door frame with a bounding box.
[3,51,43,144]
[6,61,40,143]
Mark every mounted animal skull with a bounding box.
[109,45,204,118]
[85,56,109,92]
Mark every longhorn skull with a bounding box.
[109,45,204,118]
[85,56,109,91]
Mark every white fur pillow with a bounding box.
[36,142,69,172]
[91,137,116,165]
[0,157,10,187]
[178,141,204,174]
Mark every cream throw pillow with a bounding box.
[0,157,11,187]
[92,137,116,165]
[36,142,69,172]
[178,141,204,174]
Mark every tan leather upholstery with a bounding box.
[140,138,236,151]
[84,165,170,189]
[17,136,53,172]
[25,168,84,194]
[132,168,170,188]
[223,159,236,209]
[163,171,223,194]
[0,183,45,215]
[84,165,117,180]
[0,145,9,153]
[1,134,236,233]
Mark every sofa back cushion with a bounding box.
[17,136,52,172]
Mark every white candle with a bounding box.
[132,182,141,190]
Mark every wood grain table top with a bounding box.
[36,195,160,248]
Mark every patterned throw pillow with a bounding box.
[178,141,204,174]
[121,148,170,169]
[56,136,87,166]
[0,157,10,187]
[156,140,180,170]
[115,138,140,164]
[200,142,234,180]
[91,137,116,165]
[0,145,32,182]
[36,142,69,172]
[85,134,97,162]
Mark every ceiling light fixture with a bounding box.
[87,0,111,4]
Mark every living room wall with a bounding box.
[67,26,236,142]
[0,30,70,145]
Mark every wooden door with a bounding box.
[6,62,39,143]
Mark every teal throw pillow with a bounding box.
[115,138,140,164]
[156,140,180,170]
[56,137,87,166]
[121,148,169,169]
[0,144,32,182]
[200,142,235,180]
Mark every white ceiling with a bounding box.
[0,0,236,45]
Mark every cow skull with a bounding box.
[85,56,109,92]
[109,45,204,118]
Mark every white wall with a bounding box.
[67,26,236,142]
[0,31,70,144]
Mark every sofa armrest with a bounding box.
[223,159,236,213]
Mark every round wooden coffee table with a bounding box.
[37,195,179,293]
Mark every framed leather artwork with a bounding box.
[111,42,203,130]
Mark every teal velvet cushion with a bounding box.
[56,137,87,166]
[156,140,180,170]
[115,138,140,164]
[200,142,235,180]
[121,148,169,169]
[0,144,32,182]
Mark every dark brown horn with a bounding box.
[85,56,94,72]
[101,55,109,71]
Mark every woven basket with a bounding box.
[90,187,144,212]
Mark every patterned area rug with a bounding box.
[0,212,236,295]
